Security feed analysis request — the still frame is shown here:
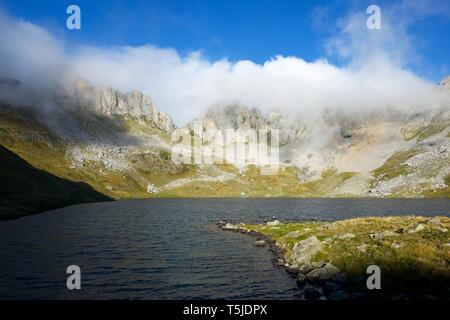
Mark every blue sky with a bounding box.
[1,0,449,81]
[1,0,450,124]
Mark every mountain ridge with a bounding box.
[0,77,449,218]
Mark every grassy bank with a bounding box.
[222,216,450,299]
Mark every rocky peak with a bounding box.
[73,80,175,133]
[203,104,267,130]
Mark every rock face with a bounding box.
[73,80,175,134]
[190,104,304,145]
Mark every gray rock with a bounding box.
[337,233,356,240]
[369,230,397,240]
[222,223,239,231]
[297,263,316,275]
[311,261,327,268]
[327,290,349,300]
[297,273,307,285]
[285,265,300,274]
[305,263,340,281]
[390,242,404,249]
[290,236,322,267]
[284,231,301,238]
[253,240,267,247]
[407,223,425,233]
[357,244,370,252]
[267,220,281,227]
[331,273,349,284]
[303,286,322,300]
[74,81,176,133]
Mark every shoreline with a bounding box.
[218,216,450,300]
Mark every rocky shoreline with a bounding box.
[218,216,450,300]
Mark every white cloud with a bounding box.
[0,5,449,126]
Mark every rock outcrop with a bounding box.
[72,80,175,134]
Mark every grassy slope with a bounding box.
[0,145,110,219]
[158,165,360,198]
[241,216,450,298]
[0,105,448,211]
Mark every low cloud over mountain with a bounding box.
[1,1,450,126]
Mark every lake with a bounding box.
[0,198,449,299]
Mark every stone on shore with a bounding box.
[253,240,267,247]
[267,220,281,227]
[305,263,340,281]
[222,223,239,230]
[290,236,322,267]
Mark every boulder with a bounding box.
[303,286,322,300]
[390,242,404,249]
[305,263,340,281]
[297,273,307,285]
[222,223,239,231]
[357,244,370,252]
[290,236,322,267]
[253,240,267,247]
[267,220,281,227]
[369,230,397,240]
[337,233,356,240]
[284,231,301,238]
[407,223,425,233]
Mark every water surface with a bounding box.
[0,198,448,299]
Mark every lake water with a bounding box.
[0,198,449,299]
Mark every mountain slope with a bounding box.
[0,145,111,219]
[0,77,449,218]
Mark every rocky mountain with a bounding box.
[0,77,449,218]
[69,80,175,134]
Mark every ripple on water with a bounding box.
[0,198,448,299]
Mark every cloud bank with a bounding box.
[0,2,449,126]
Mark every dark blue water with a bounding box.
[0,198,449,299]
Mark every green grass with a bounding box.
[241,216,450,298]
[372,149,421,182]
[401,121,450,142]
